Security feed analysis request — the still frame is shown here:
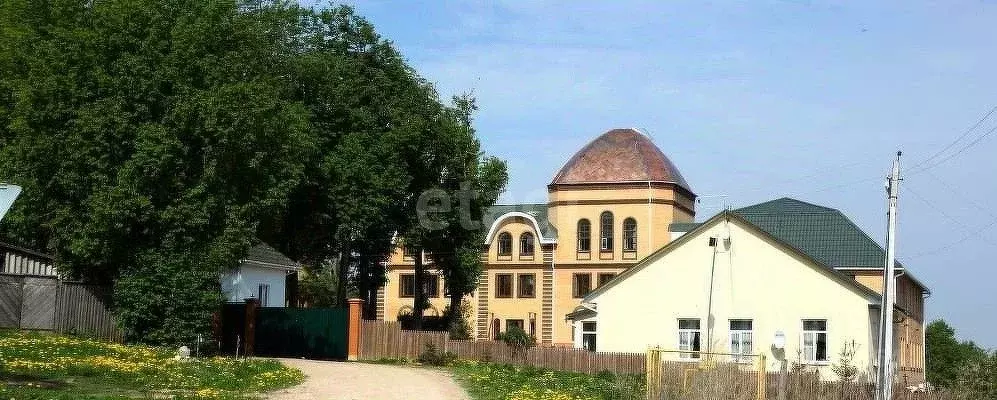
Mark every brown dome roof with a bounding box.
[550,128,691,190]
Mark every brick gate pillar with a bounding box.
[243,297,259,357]
[347,298,364,361]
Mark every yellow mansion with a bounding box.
[376,128,695,346]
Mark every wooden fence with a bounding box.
[359,320,645,375]
[0,274,123,341]
[0,242,57,277]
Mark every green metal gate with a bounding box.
[254,307,348,360]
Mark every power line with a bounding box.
[906,217,997,259]
[903,184,997,249]
[904,171,997,259]
[907,123,997,174]
[921,169,997,219]
[905,104,997,173]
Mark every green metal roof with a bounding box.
[244,242,298,269]
[482,203,557,240]
[733,197,893,269]
[668,222,701,232]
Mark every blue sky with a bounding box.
[329,1,997,348]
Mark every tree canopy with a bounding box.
[925,319,989,387]
[0,0,506,344]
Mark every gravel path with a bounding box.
[268,359,470,400]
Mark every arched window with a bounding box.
[497,232,512,256]
[520,232,535,256]
[577,219,591,252]
[600,211,614,251]
[623,218,638,251]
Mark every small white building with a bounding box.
[220,242,300,307]
[567,198,929,382]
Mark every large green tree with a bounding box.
[925,319,988,387]
[0,0,503,343]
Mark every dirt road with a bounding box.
[268,359,470,400]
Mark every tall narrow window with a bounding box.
[678,319,701,359]
[257,284,270,307]
[582,321,597,351]
[495,274,513,298]
[492,318,500,340]
[519,232,535,257]
[497,232,512,256]
[600,212,614,251]
[623,218,637,252]
[802,319,828,363]
[399,274,416,298]
[577,219,591,252]
[730,320,753,362]
[572,273,592,298]
[517,274,536,298]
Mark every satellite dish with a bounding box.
[0,184,22,223]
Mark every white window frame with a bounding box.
[581,321,597,352]
[257,283,270,307]
[729,319,753,363]
[801,319,829,364]
[677,318,701,359]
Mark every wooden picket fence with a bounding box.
[359,320,645,375]
[0,274,123,342]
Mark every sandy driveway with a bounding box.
[268,359,470,400]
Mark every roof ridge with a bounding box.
[735,197,839,213]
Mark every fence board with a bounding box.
[20,278,57,329]
[0,280,21,328]
[0,275,122,342]
[358,320,645,375]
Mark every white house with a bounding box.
[567,198,929,382]
[220,242,300,307]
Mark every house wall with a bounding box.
[847,270,926,383]
[547,186,694,263]
[220,264,289,307]
[379,185,694,346]
[589,217,880,380]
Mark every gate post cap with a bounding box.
[347,298,364,304]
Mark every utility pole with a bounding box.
[876,151,901,400]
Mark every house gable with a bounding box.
[584,211,881,305]
[585,214,882,375]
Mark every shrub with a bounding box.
[496,326,536,359]
[418,343,457,367]
[953,352,997,400]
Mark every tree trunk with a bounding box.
[412,247,425,331]
[336,250,348,307]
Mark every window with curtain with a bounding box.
[730,319,753,362]
[802,319,828,363]
[623,217,637,251]
[600,212,614,251]
[577,219,591,252]
[678,319,701,359]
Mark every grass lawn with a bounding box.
[449,361,644,400]
[0,330,303,399]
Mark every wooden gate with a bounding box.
[0,274,123,341]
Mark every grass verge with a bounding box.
[0,330,303,399]
[449,360,644,400]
